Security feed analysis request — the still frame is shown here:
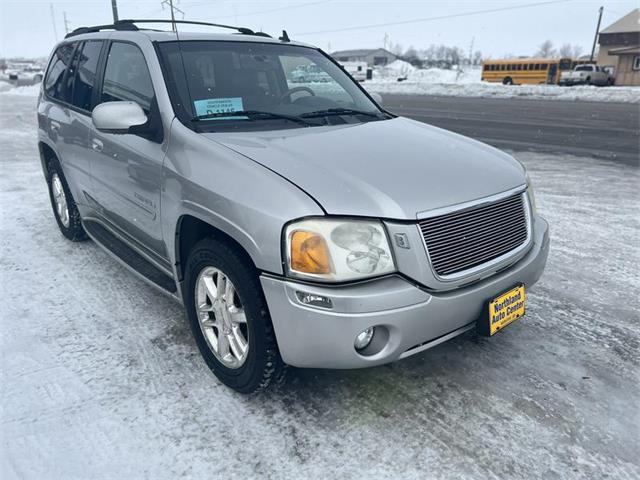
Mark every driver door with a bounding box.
[88,41,167,258]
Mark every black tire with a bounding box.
[46,160,87,242]
[184,237,286,393]
[585,77,591,86]
[502,77,513,85]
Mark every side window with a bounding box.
[71,41,103,111]
[100,42,155,113]
[44,42,77,102]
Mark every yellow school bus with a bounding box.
[482,57,574,85]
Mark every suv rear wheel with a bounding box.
[46,161,87,241]
[184,237,286,393]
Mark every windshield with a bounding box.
[157,41,386,131]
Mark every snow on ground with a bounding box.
[0,81,40,96]
[1,89,639,479]
[366,60,640,103]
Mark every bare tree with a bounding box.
[559,43,573,57]
[389,42,404,56]
[559,43,584,58]
[535,40,556,58]
[572,45,583,58]
[472,50,483,66]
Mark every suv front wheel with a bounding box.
[184,238,286,393]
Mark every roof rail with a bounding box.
[65,19,261,39]
[65,22,138,38]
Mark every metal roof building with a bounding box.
[597,9,640,85]
[330,48,398,67]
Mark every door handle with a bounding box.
[91,139,104,152]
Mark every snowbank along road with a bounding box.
[1,88,639,479]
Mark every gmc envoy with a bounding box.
[37,20,549,393]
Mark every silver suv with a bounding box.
[37,20,549,393]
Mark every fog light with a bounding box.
[354,327,375,350]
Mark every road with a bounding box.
[1,93,639,479]
[383,95,640,166]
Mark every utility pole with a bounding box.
[161,0,185,31]
[50,3,58,42]
[590,6,603,62]
[63,11,70,34]
[111,0,119,23]
[467,36,475,66]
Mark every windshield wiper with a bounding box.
[191,110,313,126]
[300,108,386,119]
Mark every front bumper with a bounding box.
[261,217,549,369]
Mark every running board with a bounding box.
[83,219,178,295]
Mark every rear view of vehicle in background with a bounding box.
[290,64,332,83]
[339,61,367,82]
[482,57,575,85]
[559,64,614,86]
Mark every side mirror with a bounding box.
[92,101,148,134]
[370,92,383,106]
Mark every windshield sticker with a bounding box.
[193,97,247,119]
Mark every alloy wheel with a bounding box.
[195,266,249,369]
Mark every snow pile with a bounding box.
[0,81,40,96]
[0,81,13,93]
[375,59,417,79]
[365,63,640,102]
[365,79,640,103]
[374,62,481,84]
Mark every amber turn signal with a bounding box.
[289,230,332,274]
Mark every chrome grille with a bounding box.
[419,193,529,277]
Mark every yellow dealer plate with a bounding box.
[488,285,526,335]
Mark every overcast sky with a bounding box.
[0,0,637,58]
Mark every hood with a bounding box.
[203,117,525,220]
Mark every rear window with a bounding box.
[575,65,592,72]
[44,42,77,102]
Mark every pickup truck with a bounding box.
[560,64,614,86]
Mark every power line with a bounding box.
[294,0,573,36]
[161,0,186,31]
[185,0,333,20]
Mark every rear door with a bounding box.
[40,42,85,199]
[64,40,105,203]
[89,41,167,258]
[39,40,105,205]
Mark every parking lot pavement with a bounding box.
[383,94,640,167]
[1,94,639,479]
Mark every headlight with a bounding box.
[526,174,537,216]
[284,218,396,282]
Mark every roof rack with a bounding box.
[65,19,264,39]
